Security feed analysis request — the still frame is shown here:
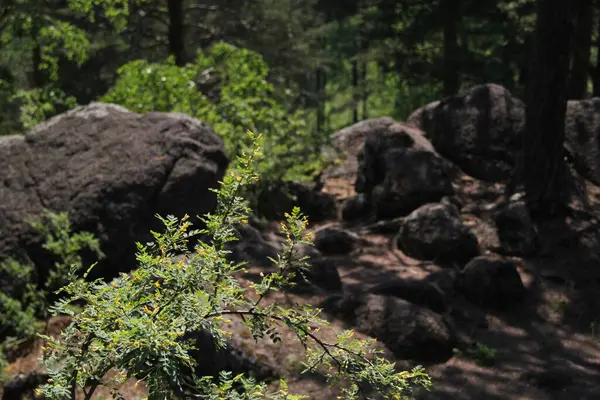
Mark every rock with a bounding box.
[411,83,525,182]
[494,199,537,256]
[1,372,49,400]
[226,224,280,268]
[321,117,395,183]
[320,293,456,362]
[369,279,448,313]
[459,256,526,309]
[356,122,447,193]
[398,202,480,265]
[313,227,358,255]
[353,122,456,220]
[256,180,336,222]
[407,100,441,133]
[565,98,600,185]
[289,244,343,293]
[0,103,228,281]
[341,193,371,222]
[369,148,455,219]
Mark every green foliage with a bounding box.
[101,43,325,183]
[0,210,103,360]
[38,132,431,399]
[11,86,78,130]
[457,342,498,367]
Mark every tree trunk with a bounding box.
[568,0,593,99]
[351,57,359,123]
[30,17,44,88]
[316,67,326,133]
[512,0,574,221]
[442,1,460,96]
[361,61,368,119]
[167,0,186,66]
[593,12,600,96]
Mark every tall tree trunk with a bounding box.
[167,0,186,66]
[442,1,460,96]
[30,17,44,88]
[351,57,359,123]
[568,0,593,99]
[316,67,326,133]
[593,12,600,96]
[512,0,575,221]
[361,61,368,119]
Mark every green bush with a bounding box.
[101,42,326,184]
[37,132,431,399]
[0,209,104,367]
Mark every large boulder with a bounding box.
[0,103,228,280]
[321,117,395,183]
[256,180,337,222]
[565,98,600,186]
[320,293,456,362]
[409,84,525,182]
[458,256,526,309]
[398,202,480,266]
[357,123,455,219]
[369,278,448,313]
[494,198,537,256]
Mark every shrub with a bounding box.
[101,43,326,184]
[0,209,104,368]
[37,132,431,399]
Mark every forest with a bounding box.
[2,0,600,399]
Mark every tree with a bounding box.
[511,0,575,221]
[568,0,593,99]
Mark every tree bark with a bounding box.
[30,16,44,88]
[167,0,186,66]
[512,0,575,221]
[361,61,368,119]
[442,1,460,96]
[593,12,600,96]
[568,0,593,99]
[316,67,326,133]
[351,57,359,123]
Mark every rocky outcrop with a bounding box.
[321,293,456,362]
[397,202,480,266]
[369,278,448,313]
[565,98,600,186]
[408,84,525,182]
[321,117,395,183]
[0,103,228,280]
[256,180,337,222]
[458,256,526,309]
[313,227,359,255]
[356,123,455,219]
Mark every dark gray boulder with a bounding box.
[356,123,455,220]
[408,83,525,182]
[565,98,600,186]
[0,103,228,280]
[314,227,358,255]
[397,202,480,265]
[289,243,343,293]
[320,293,456,362]
[494,198,537,256]
[458,256,526,309]
[369,278,448,313]
[321,117,395,184]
